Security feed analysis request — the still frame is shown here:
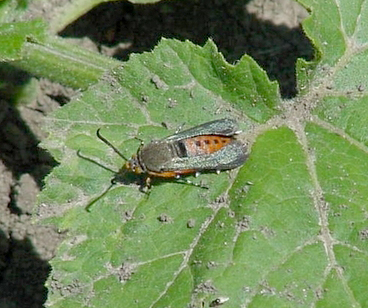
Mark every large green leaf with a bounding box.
[38,0,368,306]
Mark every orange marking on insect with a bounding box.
[183,135,232,156]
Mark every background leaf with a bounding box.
[38,1,368,307]
[0,19,120,89]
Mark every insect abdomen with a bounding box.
[179,135,232,157]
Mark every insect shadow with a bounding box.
[76,149,148,212]
[77,130,209,212]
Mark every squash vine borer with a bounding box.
[96,118,248,188]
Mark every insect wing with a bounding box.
[159,139,247,171]
[165,118,239,142]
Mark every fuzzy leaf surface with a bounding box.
[39,0,368,304]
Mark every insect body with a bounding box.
[98,118,247,187]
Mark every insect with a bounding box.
[97,118,248,188]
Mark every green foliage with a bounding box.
[0,19,120,89]
[1,0,367,307]
[39,38,283,308]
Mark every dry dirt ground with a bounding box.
[0,0,313,307]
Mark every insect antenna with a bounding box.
[97,128,129,161]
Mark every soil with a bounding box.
[0,0,313,307]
